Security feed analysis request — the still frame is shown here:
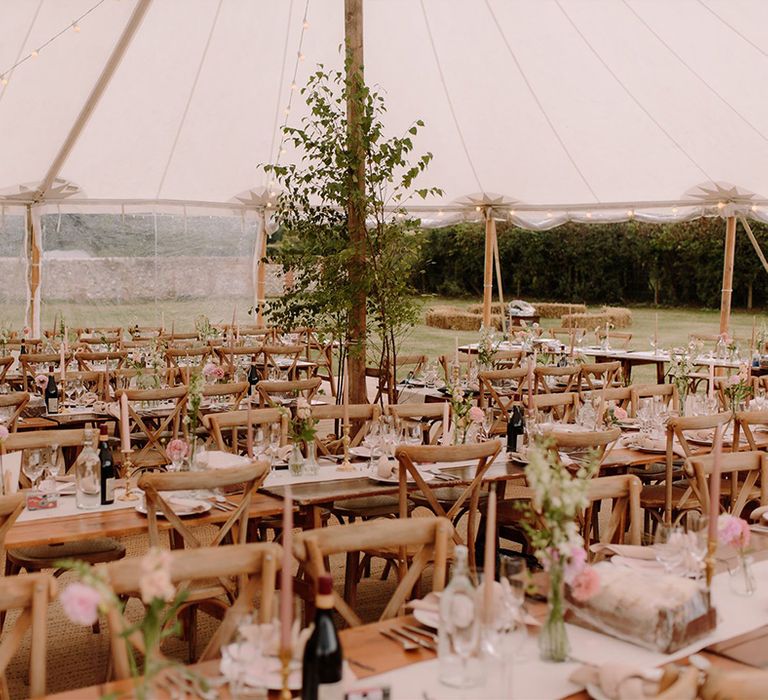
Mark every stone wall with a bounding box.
[0,257,285,302]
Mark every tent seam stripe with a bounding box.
[267,0,296,178]
[0,0,44,109]
[697,0,768,61]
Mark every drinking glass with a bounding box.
[445,592,480,687]
[681,512,708,579]
[23,449,45,489]
[483,408,494,439]
[268,424,281,468]
[405,423,422,446]
[46,445,62,480]
[654,525,685,574]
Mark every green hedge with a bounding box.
[412,218,768,309]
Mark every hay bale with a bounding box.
[601,306,632,328]
[466,302,508,315]
[561,312,612,330]
[425,306,504,331]
[532,302,586,318]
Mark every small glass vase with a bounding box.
[288,443,304,477]
[304,441,319,476]
[729,554,757,597]
[539,561,570,662]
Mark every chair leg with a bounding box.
[380,560,393,581]
[344,551,360,610]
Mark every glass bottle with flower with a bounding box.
[202,361,226,385]
[287,397,318,476]
[183,370,205,468]
[445,384,483,444]
[666,349,693,414]
[521,440,600,662]
[723,364,753,415]
[719,514,756,596]
[477,326,500,372]
[58,548,203,700]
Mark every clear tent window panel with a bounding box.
[0,213,27,332]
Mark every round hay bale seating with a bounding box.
[560,306,632,330]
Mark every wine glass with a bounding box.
[362,421,381,471]
[23,449,45,489]
[681,512,708,579]
[446,590,480,687]
[654,524,685,574]
[405,422,422,446]
[483,408,495,439]
[268,423,281,468]
[46,444,62,480]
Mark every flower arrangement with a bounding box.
[166,438,189,467]
[289,397,317,445]
[185,370,204,437]
[128,339,167,389]
[718,514,755,596]
[194,315,220,342]
[444,384,482,444]
[202,361,225,383]
[522,439,600,661]
[604,403,628,426]
[35,374,48,391]
[59,548,200,699]
[666,349,693,409]
[477,325,501,368]
[0,324,11,355]
[723,364,753,413]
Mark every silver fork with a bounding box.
[390,626,436,650]
[379,629,417,651]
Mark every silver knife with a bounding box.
[390,626,436,650]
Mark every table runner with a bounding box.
[17,489,137,522]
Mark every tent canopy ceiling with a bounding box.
[2,0,768,227]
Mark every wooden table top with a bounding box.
[5,493,287,548]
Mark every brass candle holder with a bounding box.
[118,450,139,501]
[279,646,292,700]
[337,423,354,472]
[705,536,716,594]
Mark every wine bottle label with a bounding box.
[47,398,58,414]
[317,681,344,700]
[105,477,116,501]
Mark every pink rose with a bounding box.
[35,374,48,389]
[613,406,628,421]
[202,362,219,380]
[0,424,8,443]
[468,406,484,424]
[570,566,600,602]
[564,544,587,585]
[60,582,102,626]
[718,514,750,550]
[167,438,188,461]
[139,548,175,604]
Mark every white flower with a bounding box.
[139,548,175,604]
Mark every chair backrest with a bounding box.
[387,403,450,444]
[293,517,451,627]
[116,386,188,467]
[438,352,473,382]
[256,377,321,408]
[137,460,270,550]
[0,569,56,697]
[597,330,632,349]
[585,475,642,556]
[0,356,14,385]
[2,429,87,485]
[493,349,524,368]
[214,346,263,376]
[259,344,305,380]
[19,353,71,391]
[201,381,249,411]
[579,361,622,391]
[541,426,621,467]
[535,365,580,394]
[204,408,288,453]
[734,409,768,451]
[309,404,381,455]
[0,392,30,432]
[630,383,679,413]
[73,350,128,372]
[524,391,580,422]
[100,542,281,678]
[685,450,768,519]
[477,368,528,419]
[582,386,633,416]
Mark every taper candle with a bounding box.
[483,485,497,623]
[280,485,294,652]
[119,393,131,453]
[707,429,723,546]
[343,357,350,426]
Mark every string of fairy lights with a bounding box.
[0,0,109,88]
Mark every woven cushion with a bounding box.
[409,488,488,507]
[8,538,126,567]
[639,484,690,509]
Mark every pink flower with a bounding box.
[295,397,311,421]
[35,374,48,389]
[0,424,8,443]
[718,514,751,550]
[167,438,188,461]
[468,406,484,424]
[202,362,225,381]
[139,548,175,604]
[570,566,600,602]
[60,582,102,626]
[564,544,587,585]
[613,406,628,421]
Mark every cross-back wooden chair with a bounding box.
[2,339,42,354]
[629,383,679,414]
[128,326,163,340]
[579,361,622,392]
[438,352,473,383]
[685,451,768,521]
[74,350,128,372]
[539,426,621,472]
[165,346,212,385]
[310,404,381,456]
[76,333,122,352]
[293,328,337,397]
[293,517,451,627]
[116,386,187,468]
[733,409,768,452]
[582,386,633,416]
[477,368,528,431]
[0,357,14,387]
[597,330,632,349]
[256,377,321,408]
[639,411,733,526]
[0,568,56,698]
[214,346,262,379]
[0,392,29,432]
[688,333,722,354]
[19,353,71,391]
[524,391,580,423]
[394,441,502,565]
[202,381,248,410]
[57,370,104,404]
[100,542,280,675]
[387,403,450,445]
[111,368,171,393]
[493,349,524,369]
[535,364,580,394]
[584,475,642,560]
[259,344,305,381]
[137,461,270,658]
[368,354,428,404]
[204,408,288,454]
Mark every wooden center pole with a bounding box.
[482,209,494,328]
[719,216,737,336]
[256,210,268,327]
[345,0,368,405]
[26,205,41,337]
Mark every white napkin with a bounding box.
[589,543,657,560]
[204,450,252,470]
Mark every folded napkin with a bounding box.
[620,434,686,457]
[407,588,540,627]
[204,450,252,470]
[590,543,657,560]
[570,664,664,700]
[166,496,207,514]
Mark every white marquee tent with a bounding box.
[2,0,768,333]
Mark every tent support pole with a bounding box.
[482,210,494,328]
[492,219,505,334]
[738,215,768,277]
[256,210,268,327]
[35,0,153,200]
[25,205,41,338]
[719,216,737,336]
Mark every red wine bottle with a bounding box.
[98,425,116,505]
[302,574,343,700]
[45,365,59,414]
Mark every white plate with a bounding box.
[350,446,373,458]
[135,498,212,517]
[368,473,418,484]
[413,608,440,630]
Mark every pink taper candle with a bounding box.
[119,393,131,452]
[527,356,534,408]
[708,363,715,400]
[442,401,449,443]
[59,342,66,382]
[483,485,497,623]
[280,485,293,652]
[343,357,350,426]
[246,403,254,458]
[708,428,723,545]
